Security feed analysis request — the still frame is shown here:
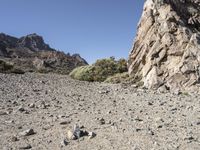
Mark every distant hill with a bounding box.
[0,33,88,74]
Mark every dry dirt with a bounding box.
[0,73,200,150]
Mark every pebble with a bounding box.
[61,139,68,146]
[0,111,8,116]
[19,129,35,136]
[19,144,32,149]
[99,90,110,94]
[29,103,35,108]
[5,120,14,124]
[98,118,105,125]
[18,106,25,112]
[88,132,96,139]
[73,124,81,139]
[60,120,71,125]
[10,135,19,142]
[67,130,76,140]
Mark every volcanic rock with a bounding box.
[0,33,88,74]
[128,0,200,91]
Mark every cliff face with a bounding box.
[0,33,88,74]
[128,0,200,91]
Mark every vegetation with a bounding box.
[70,57,128,82]
[104,72,130,83]
[0,60,24,74]
[0,60,14,72]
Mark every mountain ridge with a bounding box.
[0,33,88,74]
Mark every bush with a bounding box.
[104,72,130,83]
[70,57,128,82]
[10,68,25,74]
[0,60,13,72]
[69,65,95,81]
[0,60,25,74]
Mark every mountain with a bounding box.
[0,33,88,74]
[128,0,200,91]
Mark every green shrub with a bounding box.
[0,60,14,72]
[0,60,25,74]
[69,65,95,81]
[10,68,25,74]
[104,72,129,83]
[70,57,128,82]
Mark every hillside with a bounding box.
[0,33,88,74]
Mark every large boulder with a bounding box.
[128,0,200,91]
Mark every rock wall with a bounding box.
[128,0,200,91]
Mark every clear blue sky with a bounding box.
[0,0,145,64]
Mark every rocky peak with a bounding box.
[0,33,88,74]
[0,33,18,48]
[18,33,53,51]
[128,0,200,91]
[72,54,88,64]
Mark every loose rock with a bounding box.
[19,129,35,136]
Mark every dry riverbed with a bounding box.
[0,73,200,150]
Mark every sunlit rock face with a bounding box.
[128,0,200,91]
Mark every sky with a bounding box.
[0,0,145,64]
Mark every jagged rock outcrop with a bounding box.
[128,0,200,91]
[18,33,53,51]
[0,33,88,74]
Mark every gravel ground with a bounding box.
[0,73,200,150]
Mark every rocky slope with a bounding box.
[0,73,200,149]
[0,33,88,74]
[128,0,200,91]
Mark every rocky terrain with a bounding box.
[128,0,200,91]
[0,73,200,150]
[0,33,88,74]
[1,0,200,150]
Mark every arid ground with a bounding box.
[0,73,200,150]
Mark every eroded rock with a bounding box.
[128,0,200,91]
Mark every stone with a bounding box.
[19,144,32,149]
[60,139,68,147]
[98,118,105,125]
[0,111,8,116]
[60,120,71,125]
[10,136,19,142]
[29,103,35,108]
[157,85,168,93]
[88,132,96,139]
[128,0,200,91]
[99,90,110,94]
[67,130,76,140]
[19,129,35,136]
[73,124,81,139]
[5,120,14,124]
[18,106,25,112]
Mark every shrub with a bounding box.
[104,72,130,83]
[69,65,95,81]
[70,57,128,82]
[10,68,25,74]
[0,60,13,72]
[0,60,25,74]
